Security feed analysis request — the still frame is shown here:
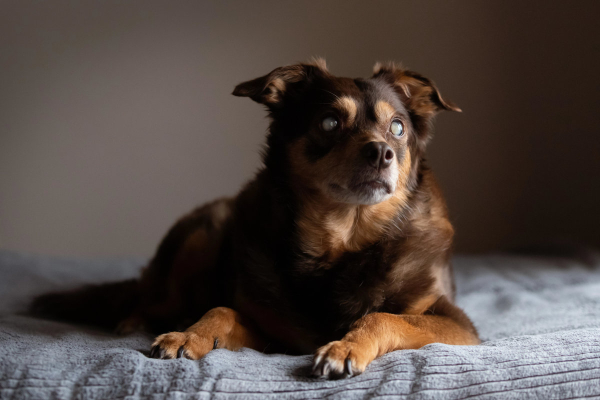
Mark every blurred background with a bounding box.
[1,0,599,258]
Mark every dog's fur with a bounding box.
[32,59,480,379]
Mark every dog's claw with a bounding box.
[311,364,319,376]
[213,338,219,349]
[159,348,167,359]
[149,345,159,358]
[344,358,353,377]
[177,346,184,358]
[312,360,323,377]
[321,361,330,377]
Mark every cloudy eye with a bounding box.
[391,119,404,137]
[321,116,339,132]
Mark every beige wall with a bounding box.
[1,1,599,257]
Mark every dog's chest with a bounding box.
[290,244,417,335]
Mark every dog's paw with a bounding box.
[149,331,219,360]
[312,340,371,379]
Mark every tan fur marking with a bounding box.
[404,293,440,315]
[270,78,286,94]
[372,61,404,75]
[296,190,409,262]
[314,311,479,375]
[333,96,358,126]
[264,87,281,104]
[431,263,454,299]
[308,56,328,71]
[397,150,412,194]
[374,100,395,123]
[152,307,266,359]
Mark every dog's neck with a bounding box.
[292,183,411,263]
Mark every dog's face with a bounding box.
[233,59,459,205]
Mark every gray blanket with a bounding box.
[1,247,600,399]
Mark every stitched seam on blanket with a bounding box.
[559,392,600,400]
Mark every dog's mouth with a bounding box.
[324,165,398,205]
[328,176,394,205]
[349,179,392,194]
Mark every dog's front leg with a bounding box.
[149,307,267,359]
[312,296,480,379]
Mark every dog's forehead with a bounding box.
[317,76,404,120]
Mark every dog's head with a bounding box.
[233,59,460,206]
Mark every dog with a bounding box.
[33,59,480,379]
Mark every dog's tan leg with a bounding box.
[149,307,267,359]
[313,296,480,378]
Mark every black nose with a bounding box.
[361,141,394,170]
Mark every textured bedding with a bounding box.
[1,246,600,399]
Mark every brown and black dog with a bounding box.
[33,59,479,379]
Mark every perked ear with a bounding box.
[372,62,461,117]
[232,58,329,107]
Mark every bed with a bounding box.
[1,246,599,399]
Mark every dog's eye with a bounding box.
[391,119,404,137]
[321,116,339,132]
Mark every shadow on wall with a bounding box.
[0,0,599,257]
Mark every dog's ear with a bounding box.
[232,58,328,107]
[372,62,461,117]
